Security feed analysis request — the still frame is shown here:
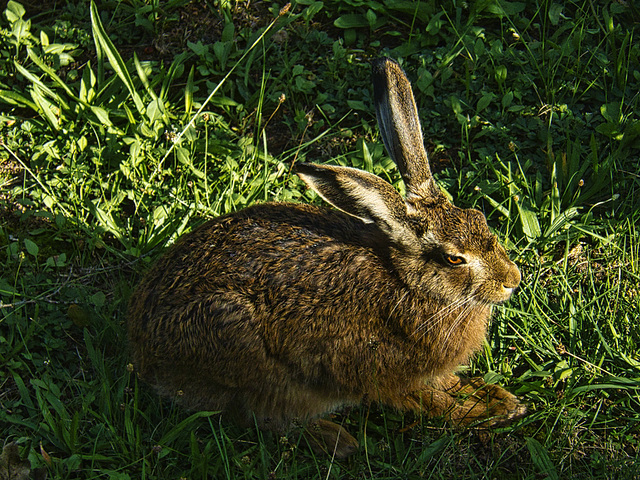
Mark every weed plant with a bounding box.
[1,0,639,478]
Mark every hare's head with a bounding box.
[295,57,520,308]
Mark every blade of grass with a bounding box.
[90,0,146,115]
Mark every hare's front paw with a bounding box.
[403,374,526,426]
[451,377,527,425]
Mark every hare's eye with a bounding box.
[443,254,466,266]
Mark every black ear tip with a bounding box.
[294,163,328,178]
[372,57,405,101]
[293,162,312,174]
[371,57,386,71]
[372,57,391,98]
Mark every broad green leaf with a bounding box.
[46,253,67,268]
[159,411,219,445]
[365,9,377,27]
[516,198,542,240]
[572,382,640,393]
[544,207,578,238]
[0,89,37,109]
[302,1,324,21]
[416,436,450,462]
[30,85,60,130]
[79,64,97,103]
[187,40,208,56]
[361,139,373,172]
[160,51,189,101]
[12,372,35,410]
[13,18,31,41]
[595,122,621,139]
[90,106,112,126]
[43,195,55,209]
[146,99,162,124]
[474,38,486,57]
[27,48,78,101]
[477,92,495,113]
[347,100,367,111]
[221,21,235,43]
[548,3,563,25]
[6,1,26,22]
[213,41,232,69]
[176,147,205,179]
[40,30,49,47]
[486,1,526,16]
[450,95,463,115]
[91,291,106,307]
[479,192,509,217]
[152,206,168,226]
[14,61,70,110]
[495,65,507,84]
[134,52,160,108]
[502,91,514,109]
[210,96,240,107]
[600,102,622,124]
[526,437,559,480]
[44,43,72,56]
[344,27,357,45]
[334,14,369,29]
[24,238,39,257]
[92,204,123,237]
[621,120,640,149]
[386,1,435,23]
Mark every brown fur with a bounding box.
[128,58,524,458]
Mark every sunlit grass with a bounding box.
[1,0,639,478]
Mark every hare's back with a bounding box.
[162,202,382,281]
[129,202,387,327]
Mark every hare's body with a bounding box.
[129,202,493,425]
[129,58,524,457]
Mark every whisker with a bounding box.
[441,299,491,356]
[386,290,410,325]
[410,297,475,350]
[412,297,468,336]
[439,303,475,355]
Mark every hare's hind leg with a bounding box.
[301,418,359,459]
[253,389,360,458]
[397,374,526,425]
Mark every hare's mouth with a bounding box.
[474,285,516,305]
[491,286,516,304]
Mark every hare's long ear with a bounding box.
[295,163,416,244]
[372,57,440,202]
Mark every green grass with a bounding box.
[1,0,640,478]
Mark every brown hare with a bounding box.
[128,57,525,459]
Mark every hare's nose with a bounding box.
[503,263,521,290]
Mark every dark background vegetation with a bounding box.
[1,0,639,478]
